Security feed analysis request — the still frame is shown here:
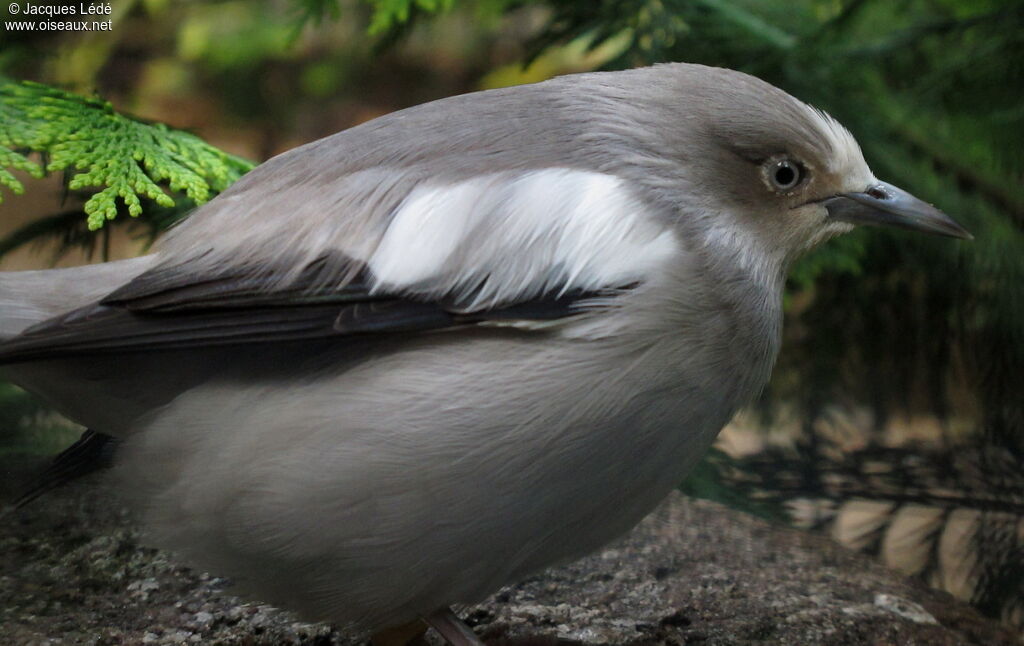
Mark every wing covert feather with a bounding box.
[0,168,679,363]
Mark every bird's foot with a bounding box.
[424,607,485,646]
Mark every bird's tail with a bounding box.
[0,256,156,342]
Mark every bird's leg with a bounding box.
[371,619,429,646]
[424,607,485,646]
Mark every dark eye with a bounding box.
[765,158,804,192]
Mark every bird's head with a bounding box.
[603,65,971,272]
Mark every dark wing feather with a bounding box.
[101,253,375,312]
[13,429,118,509]
[0,260,609,364]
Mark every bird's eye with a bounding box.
[764,158,805,192]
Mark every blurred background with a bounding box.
[1,0,1021,633]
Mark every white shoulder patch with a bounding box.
[368,169,678,308]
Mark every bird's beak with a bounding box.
[823,181,972,239]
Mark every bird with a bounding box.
[0,63,970,645]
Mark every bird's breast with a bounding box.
[117,291,781,626]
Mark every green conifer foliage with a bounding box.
[0,80,254,231]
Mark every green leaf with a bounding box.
[0,80,254,230]
[365,0,455,35]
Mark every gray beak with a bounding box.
[824,181,972,240]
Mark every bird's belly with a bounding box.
[116,332,755,630]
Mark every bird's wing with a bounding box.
[0,267,598,362]
[0,168,678,363]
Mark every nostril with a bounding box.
[866,185,888,200]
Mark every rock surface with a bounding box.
[0,459,1018,645]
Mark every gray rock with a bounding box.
[0,461,1017,645]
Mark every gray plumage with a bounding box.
[0,63,968,636]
